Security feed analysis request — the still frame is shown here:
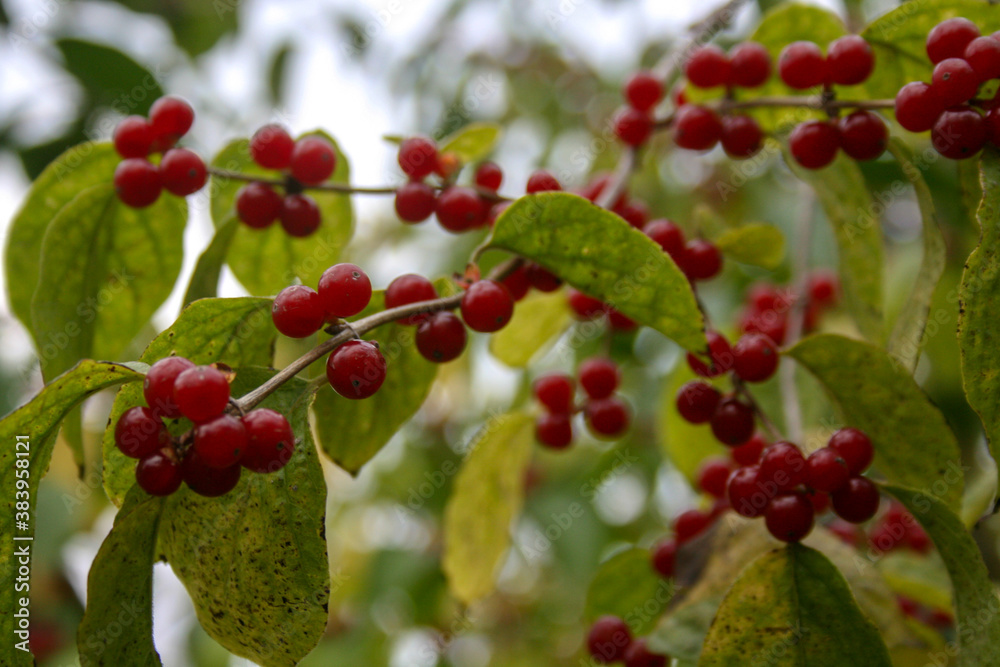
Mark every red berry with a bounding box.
[673,105,723,151]
[587,616,632,663]
[932,107,988,159]
[710,398,755,446]
[386,274,438,325]
[720,114,764,158]
[394,181,437,223]
[686,330,733,378]
[461,280,514,333]
[416,311,467,362]
[827,35,875,86]
[289,136,336,185]
[250,124,295,170]
[135,452,182,496]
[534,374,576,414]
[535,412,573,449]
[148,96,194,146]
[988,108,1000,145]
[806,447,851,493]
[474,162,503,190]
[650,539,677,578]
[617,200,650,228]
[114,158,162,208]
[279,194,322,237]
[326,340,387,399]
[435,186,487,232]
[685,45,731,88]
[699,458,735,498]
[181,450,241,497]
[160,148,206,196]
[907,524,932,553]
[894,82,945,132]
[838,110,887,161]
[173,365,230,424]
[683,239,722,280]
[567,289,604,320]
[585,397,630,438]
[241,408,295,474]
[501,264,530,301]
[964,36,1000,82]
[236,182,282,229]
[524,263,562,292]
[765,492,815,542]
[732,433,767,466]
[398,136,438,180]
[623,639,668,667]
[728,465,766,518]
[674,508,712,543]
[318,263,372,319]
[606,308,635,331]
[113,115,153,158]
[759,441,807,491]
[729,42,771,88]
[644,219,686,260]
[115,406,168,459]
[272,285,325,338]
[676,381,721,424]
[932,58,981,107]
[778,42,827,89]
[526,169,561,193]
[624,71,664,112]
[926,17,980,64]
[578,357,620,400]
[143,356,195,419]
[789,120,840,169]
[614,107,653,146]
[193,414,247,469]
[832,476,880,523]
[827,427,873,475]
[732,333,780,382]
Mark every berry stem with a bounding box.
[733,379,784,442]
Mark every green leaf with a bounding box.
[439,122,502,163]
[699,544,892,667]
[158,370,328,667]
[712,223,785,270]
[886,486,1000,667]
[488,193,705,352]
[77,488,165,667]
[55,39,163,115]
[111,0,238,56]
[267,43,293,105]
[787,334,963,511]
[789,155,884,343]
[103,297,275,505]
[0,360,143,667]
[958,147,1000,465]
[650,596,723,661]
[659,365,727,485]
[443,411,534,604]
[182,217,239,306]
[4,142,120,328]
[489,290,572,367]
[876,551,953,612]
[585,548,673,636]
[209,132,353,296]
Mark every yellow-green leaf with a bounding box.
[713,223,785,270]
[585,548,673,636]
[439,122,502,163]
[489,289,572,367]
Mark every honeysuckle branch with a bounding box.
[717,96,896,112]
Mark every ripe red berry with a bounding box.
[114,158,162,208]
[113,115,154,158]
[926,17,980,64]
[173,365,230,424]
[673,105,723,151]
[181,450,241,497]
[143,356,195,419]
[686,45,731,88]
[394,181,437,223]
[526,169,561,193]
[115,406,168,459]
[148,96,195,147]
[683,239,722,280]
[235,182,282,229]
[193,414,247,469]
[289,136,336,185]
[587,616,632,663]
[624,71,664,112]
[474,162,503,190]
[500,264,530,301]
[279,194,322,237]
[650,538,677,578]
[728,465,765,517]
[932,58,981,107]
[585,397,630,438]
[759,441,807,491]
[720,114,764,158]
[827,35,875,86]
[789,120,840,170]
[135,452,182,496]
[765,492,815,542]
[732,333,780,382]
[699,458,735,498]
[326,340,387,399]
[728,42,771,88]
[416,311,467,362]
[806,447,851,493]
[578,357,620,400]
[676,381,721,424]
[436,186,487,232]
[272,285,325,338]
[623,639,668,667]
[614,107,653,147]
[838,110,888,161]
[385,274,438,325]
[808,490,831,514]
[732,432,767,466]
[616,200,650,228]
[674,508,712,543]
[250,124,295,170]
[534,374,576,414]
[241,408,295,473]
[398,136,438,180]
[461,280,514,333]
[160,148,207,196]
[932,107,988,159]
[644,219,686,260]
[827,427,873,474]
[894,82,945,133]
[524,263,562,292]
[535,412,574,449]
[710,398,755,446]
[832,476,880,523]
[779,42,827,89]
[964,36,1000,82]
[568,289,604,320]
[318,263,372,319]
[987,107,1000,145]
[686,330,733,378]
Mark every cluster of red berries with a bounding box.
[829,500,931,554]
[895,18,1000,160]
[612,70,664,147]
[114,357,294,497]
[233,125,337,237]
[737,271,839,344]
[586,616,668,666]
[112,96,207,208]
[532,357,631,449]
[644,218,723,282]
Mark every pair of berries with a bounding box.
[499,261,563,302]
[643,219,724,282]
[671,105,765,158]
[789,110,889,169]
[586,616,668,666]
[271,263,374,339]
[686,42,773,90]
[778,35,876,90]
[677,380,756,448]
[116,357,295,497]
[566,288,636,331]
[737,272,839,345]
[533,358,631,449]
[613,70,665,147]
[112,96,207,208]
[233,125,338,237]
[683,329,780,383]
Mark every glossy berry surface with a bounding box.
[789,120,840,170]
[614,107,653,146]
[710,398,755,446]
[148,96,194,146]
[587,616,631,663]
[398,136,438,179]
[645,219,686,259]
[623,639,667,667]
[415,311,467,363]
[173,365,230,424]
[779,41,826,89]
[241,408,295,474]
[115,406,167,459]
[926,17,980,64]
[578,357,620,400]
[394,181,436,223]
[832,476,881,523]
[160,148,207,196]
[326,340,387,399]
[732,333,779,382]
[932,58,980,108]
[535,412,573,449]
[250,124,295,169]
[385,274,438,325]
[894,82,944,133]
[525,169,561,193]
[318,263,372,319]
[759,441,807,491]
[765,492,815,542]
[827,35,875,86]
[827,427,873,474]
[676,381,721,424]
[193,414,247,469]
[135,452,182,496]
[721,114,764,158]
[235,182,282,229]
[728,42,771,88]
[806,447,851,493]
[674,508,712,543]
[474,161,503,190]
[699,458,735,498]
[534,374,575,414]
[585,397,630,438]
[683,239,722,280]
[289,136,336,184]
[732,433,767,466]
[279,194,322,237]
[501,264,530,300]
[114,159,162,208]
[685,45,730,88]
[932,108,987,160]
[460,280,514,332]
[143,356,195,418]
[839,110,888,161]
[624,71,664,111]
[181,450,241,497]
[113,115,153,158]
[673,105,723,151]
[524,263,562,292]
[728,465,765,518]
[964,36,1000,82]
[272,285,325,338]
[436,186,486,232]
[650,538,677,578]
[686,330,733,377]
